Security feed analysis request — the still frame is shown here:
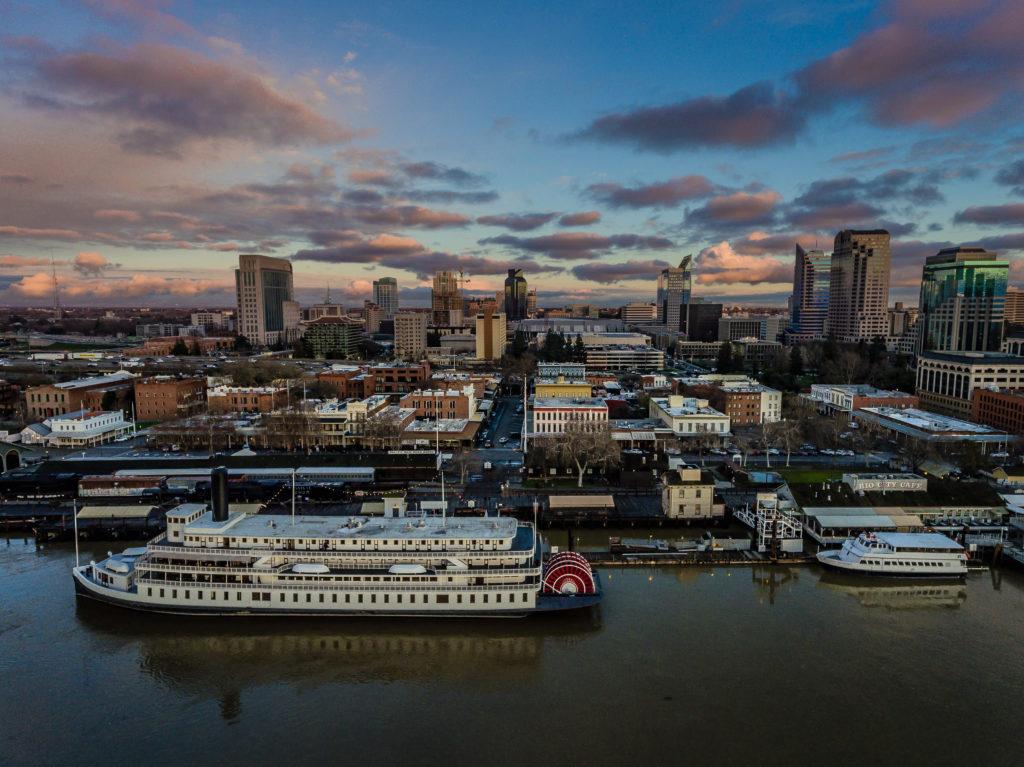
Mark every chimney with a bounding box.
[211,466,229,522]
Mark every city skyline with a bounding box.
[3,1,1024,308]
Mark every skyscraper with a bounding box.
[526,289,537,318]
[826,230,891,342]
[916,246,1007,355]
[235,254,300,346]
[431,271,462,325]
[504,269,528,321]
[475,309,507,361]
[656,256,692,332]
[373,277,399,319]
[788,244,831,341]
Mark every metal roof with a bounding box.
[77,505,156,519]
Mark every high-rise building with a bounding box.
[1005,286,1024,325]
[431,271,462,326]
[504,269,528,321]
[526,289,537,318]
[916,246,1007,355]
[622,302,657,324]
[686,301,723,342]
[475,310,507,361]
[887,302,919,355]
[657,256,692,332]
[373,277,399,319]
[788,244,831,341]
[826,230,891,342]
[394,312,428,360]
[234,254,300,346]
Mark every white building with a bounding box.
[46,409,131,448]
[621,302,657,324]
[585,345,665,371]
[475,311,507,361]
[916,351,1024,417]
[531,397,608,435]
[649,395,730,437]
[394,312,429,360]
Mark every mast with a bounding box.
[72,498,79,567]
[291,468,296,525]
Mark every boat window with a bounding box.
[437,594,449,604]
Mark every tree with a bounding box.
[100,389,118,412]
[452,449,473,484]
[572,334,586,362]
[789,346,803,377]
[189,339,202,356]
[540,417,621,488]
[362,410,406,451]
[170,338,189,356]
[233,335,253,354]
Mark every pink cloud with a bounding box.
[94,209,141,221]
[0,225,82,240]
[695,241,791,285]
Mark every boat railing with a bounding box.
[146,542,535,557]
[134,576,541,593]
[136,562,542,578]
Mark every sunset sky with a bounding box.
[3,0,1024,308]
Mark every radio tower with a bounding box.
[50,258,62,320]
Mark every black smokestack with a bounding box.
[211,466,229,522]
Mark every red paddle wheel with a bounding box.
[542,552,597,595]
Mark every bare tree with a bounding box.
[452,448,474,484]
[362,409,406,451]
[769,419,801,467]
[540,416,621,488]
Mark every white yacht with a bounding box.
[817,532,967,577]
[72,469,601,617]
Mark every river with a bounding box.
[2,535,1023,766]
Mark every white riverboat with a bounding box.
[72,469,600,617]
[816,532,968,578]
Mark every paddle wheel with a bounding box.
[542,552,597,595]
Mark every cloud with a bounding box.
[953,204,1024,226]
[348,169,401,187]
[995,160,1024,195]
[476,212,559,231]
[570,259,671,284]
[94,208,141,222]
[784,169,941,230]
[576,2,1024,152]
[694,241,791,285]
[24,43,354,156]
[480,231,674,260]
[829,146,896,164]
[399,162,486,187]
[0,225,83,240]
[977,232,1024,252]
[0,254,53,267]
[585,176,715,208]
[80,0,197,38]
[403,189,500,204]
[730,231,823,256]
[558,211,601,227]
[291,231,556,279]
[349,205,471,229]
[686,190,781,227]
[72,251,118,276]
[577,82,804,151]
[0,173,34,185]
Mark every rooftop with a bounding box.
[533,397,608,409]
[405,418,470,433]
[789,477,1003,508]
[859,407,1003,435]
[52,371,135,391]
[187,510,520,542]
[919,351,1024,365]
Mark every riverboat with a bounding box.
[72,469,601,617]
[816,532,967,577]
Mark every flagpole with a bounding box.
[72,498,79,568]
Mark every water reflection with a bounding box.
[74,599,601,720]
[816,573,968,610]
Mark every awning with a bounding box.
[77,505,156,519]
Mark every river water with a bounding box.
[2,535,1023,767]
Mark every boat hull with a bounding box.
[816,550,967,578]
[73,567,601,618]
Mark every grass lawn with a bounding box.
[777,468,844,484]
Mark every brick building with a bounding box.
[134,376,207,422]
[24,372,136,421]
[971,388,1024,435]
[207,385,287,414]
[399,386,476,419]
[368,362,432,394]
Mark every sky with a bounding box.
[2,0,1024,309]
